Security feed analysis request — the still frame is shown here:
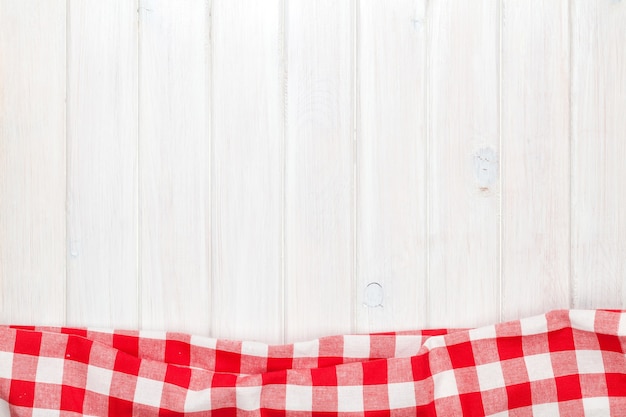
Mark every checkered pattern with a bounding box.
[1,310,625,416]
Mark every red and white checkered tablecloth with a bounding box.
[1,309,625,416]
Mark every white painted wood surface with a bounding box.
[139,0,211,335]
[571,0,626,310]
[0,0,66,325]
[66,0,138,329]
[501,0,571,320]
[211,0,284,343]
[1,0,625,342]
[427,0,500,328]
[356,0,427,332]
[285,0,355,342]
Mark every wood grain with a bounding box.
[0,0,66,325]
[66,0,138,329]
[285,0,355,342]
[501,0,571,320]
[211,0,284,343]
[356,0,427,333]
[571,0,626,309]
[139,0,211,335]
[427,0,500,328]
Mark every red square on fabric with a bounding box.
[447,342,475,368]
[109,397,134,416]
[497,336,524,360]
[606,373,626,396]
[411,354,430,381]
[365,410,390,417]
[262,370,287,385]
[555,374,582,401]
[65,335,93,364]
[362,359,387,385]
[10,325,36,331]
[14,330,42,356]
[318,357,342,368]
[506,382,532,409]
[60,385,85,413]
[267,357,293,372]
[113,334,139,357]
[114,351,141,376]
[164,364,192,388]
[159,408,184,417]
[416,402,436,415]
[215,349,241,373]
[597,333,623,353]
[459,391,484,415]
[311,366,337,386]
[165,339,191,366]
[9,380,36,407]
[212,372,238,387]
[548,327,575,352]
[212,408,238,417]
[61,327,88,337]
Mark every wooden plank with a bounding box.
[212,0,283,343]
[427,0,500,328]
[285,0,354,342]
[0,0,66,325]
[356,0,427,333]
[139,0,211,335]
[571,0,626,309]
[501,0,570,320]
[66,0,138,329]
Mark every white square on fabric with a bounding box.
[582,397,611,416]
[432,369,458,399]
[569,310,596,332]
[31,409,61,417]
[236,385,262,411]
[520,314,548,336]
[0,351,14,379]
[337,385,364,412]
[285,384,312,411]
[35,356,65,384]
[524,353,554,381]
[190,335,217,349]
[469,325,497,341]
[476,362,505,391]
[387,382,416,409]
[293,339,319,358]
[532,402,560,415]
[576,350,605,374]
[134,377,164,408]
[394,336,423,358]
[138,330,166,340]
[184,388,211,412]
[343,335,370,358]
[241,341,268,358]
[618,313,626,336]
[85,365,114,395]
